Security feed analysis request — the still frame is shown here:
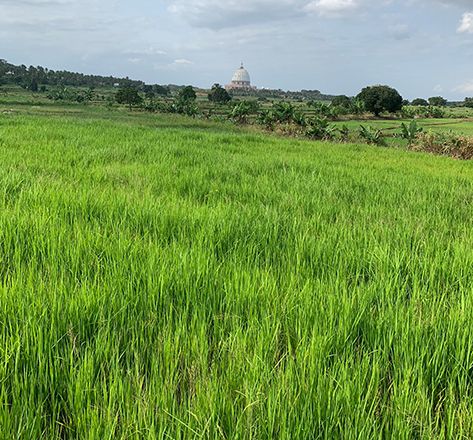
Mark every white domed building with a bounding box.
[225,63,256,91]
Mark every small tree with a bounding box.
[173,86,198,116]
[356,85,403,116]
[411,98,429,106]
[178,86,196,101]
[464,98,473,108]
[428,96,447,107]
[331,95,352,109]
[208,84,231,104]
[115,87,143,110]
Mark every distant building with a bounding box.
[225,63,256,91]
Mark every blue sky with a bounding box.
[1,0,473,99]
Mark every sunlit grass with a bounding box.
[1,110,473,439]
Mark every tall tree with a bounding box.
[356,85,403,116]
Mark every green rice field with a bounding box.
[1,107,473,438]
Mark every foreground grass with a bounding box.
[1,110,473,439]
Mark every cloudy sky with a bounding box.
[1,0,473,99]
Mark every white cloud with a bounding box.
[173,58,193,65]
[453,80,473,93]
[458,12,473,33]
[305,0,358,15]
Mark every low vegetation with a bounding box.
[1,108,473,438]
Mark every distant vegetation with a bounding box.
[3,58,473,160]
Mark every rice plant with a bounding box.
[0,110,473,439]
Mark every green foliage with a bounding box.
[154,85,170,96]
[178,86,197,101]
[208,84,231,104]
[357,85,403,116]
[173,86,198,116]
[115,87,143,110]
[358,125,386,146]
[337,124,350,142]
[309,101,335,118]
[0,58,145,89]
[428,96,447,107]
[229,100,259,124]
[464,97,473,108]
[411,98,429,106]
[305,117,336,140]
[271,102,296,123]
[29,77,38,92]
[143,85,155,100]
[400,120,423,144]
[256,109,276,129]
[424,106,446,119]
[411,131,473,159]
[331,95,352,109]
[1,109,473,438]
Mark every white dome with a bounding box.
[231,64,251,84]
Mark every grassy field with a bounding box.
[1,105,473,439]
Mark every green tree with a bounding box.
[208,84,231,104]
[331,95,352,109]
[178,86,196,101]
[464,98,473,108]
[173,86,198,116]
[428,96,447,107]
[411,98,429,106]
[115,87,143,110]
[356,85,403,116]
[29,78,38,92]
[143,85,155,100]
[154,85,170,96]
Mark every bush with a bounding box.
[358,125,386,146]
[400,120,423,145]
[309,101,334,118]
[337,125,350,142]
[410,132,473,160]
[305,117,336,140]
[230,101,259,124]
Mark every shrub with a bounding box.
[410,132,473,160]
[400,120,423,145]
[337,125,350,142]
[305,117,336,140]
[309,101,334,118]
[358,125,386,146]
[230,101,259,124]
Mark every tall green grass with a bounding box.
[1,111,473,439]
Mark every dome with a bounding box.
[231,64,251,84]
